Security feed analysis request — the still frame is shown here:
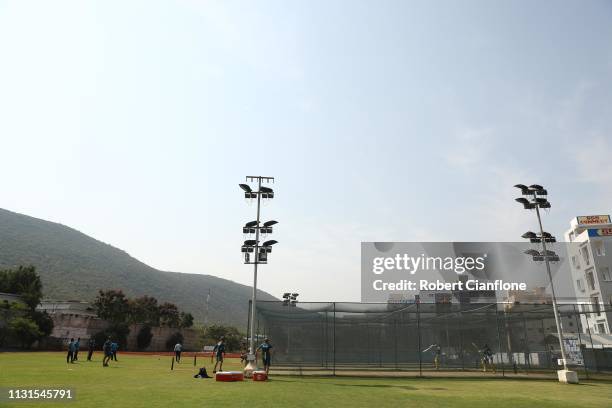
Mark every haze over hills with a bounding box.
[0,208,276,328]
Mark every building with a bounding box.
[565,214,612,335]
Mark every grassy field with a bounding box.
[1,352,611,407]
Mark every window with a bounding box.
[597,323,606,334]
[601,267,611,282]
[586,270,596,291]
[591,296,601,316]
[572,255,581,269]
[594,241,605,256]
[576,279,584,291]
[581,246,591,266]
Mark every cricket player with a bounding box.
[256,338,273,375]
[422,343,442,369]
[211,337,226,373]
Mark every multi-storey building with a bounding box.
[565,215,612,334]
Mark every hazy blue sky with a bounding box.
[1,0,611,301]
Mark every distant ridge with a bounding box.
[0,208,276,327]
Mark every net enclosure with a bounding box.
[249,301,612,377]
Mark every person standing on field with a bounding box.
[102,337,112,367]
[174,342,182,362]
[111,341,118,361]
[256,338,273,375]
[66,338,75,364]
[73,338,81,361]
[87,338,95,361]
[211,337,226,373]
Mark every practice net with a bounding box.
[249,301,612,377]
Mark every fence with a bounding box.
[250,301,612,377]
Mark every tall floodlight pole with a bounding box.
[514,184,578,384]
[240,176,277,376]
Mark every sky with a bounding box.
[1,0,612,302]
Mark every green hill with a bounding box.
[0,208,276,328]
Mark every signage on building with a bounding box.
[577,215,611,226]
[588,228,612,237]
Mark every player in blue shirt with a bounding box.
[66,338,75,364]
[256,338,273,375]
[74,338,81,361]
[111,342,118,361]
[211,337,226,373]
[102,337,112,367]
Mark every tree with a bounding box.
[0,267,53,347]
[9,317,42,348]
[92,322,130,348]
[31,310,54,338]
[158,302,180,328]
[94,289,130,323]
[203,324,243,352]
[129,295,160,326]
[136,325,154,350]
[165,331,184,350]
[0,266,43,309]
[179,312,194,328]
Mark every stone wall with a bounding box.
[41,313,200,352]
[126,324,201,351]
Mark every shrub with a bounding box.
[165,331,184,350]
[136,325,154,350]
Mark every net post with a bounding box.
[585,311,597,373]
[333,302,336,377]
[521,312,531,371]
[573,304,588,379]
[417,301,422,377]
[495,304,505,377]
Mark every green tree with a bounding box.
[92,322,130,348]
[158,302,180,328]
[165,331,184,350]
[30,310,54,337]
[203,324,243,352]
[0,266,43,309]
[129,295,160,326]
[94,289,130,323]
[179,312,194,328]
[136,325,154,350]
[0,267,53,346]
[9,317,43,348]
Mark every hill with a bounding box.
[0,208,276,328]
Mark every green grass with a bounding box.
[1,352,611,407]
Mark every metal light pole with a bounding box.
[514,184,577,383]
[240,176,277,375]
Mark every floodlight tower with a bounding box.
[514,184,578,384]
[240,176,277,375]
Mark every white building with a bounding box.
[565,215,612,335]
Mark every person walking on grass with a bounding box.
[87,338,95,361]
[102,337,112,367]
[74,338,81,361]
[256,338,273,375]
[174,342,182,363]
[211,337,226,373]
[66,338,76,364]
